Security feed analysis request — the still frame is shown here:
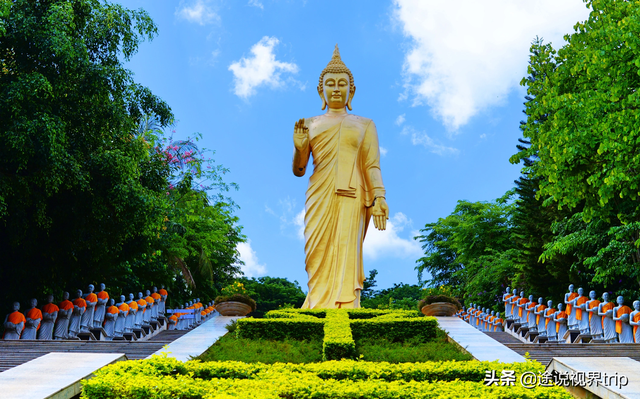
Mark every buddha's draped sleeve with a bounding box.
[616,305,632,333]
[360,121,385,207]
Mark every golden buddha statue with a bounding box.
[293,45,389,309]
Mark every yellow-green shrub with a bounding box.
[322,309,356,360]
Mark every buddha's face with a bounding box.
[557,303,563,311]
[568,284,574,292]
[578,288,583,296]
[323,72,349,109]
[145,290,151,296]
[88,284,94,292]
[538,297,544,304]
[77,289,83,298]
[129,293,134,300]
[529,295,533,301]
[120,295,126,303]
[505,287,510,293]
[138,292,143,299]
[63,292,69,300]
[12,302,19,312]
[153,287,158,293]
[603,292,609,301]
[109,299,115,306]
[100,283,105,291]
[547,300,553,307]
[47,294,54,304]
[30,298,37,308]
[634,301,640,310]
[617,296,624,305]
[590,291,596,299]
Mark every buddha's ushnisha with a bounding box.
[293,45,389,309]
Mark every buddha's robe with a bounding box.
[69,298,86,338]
[136,299,147,327]
[21,308,42,340]
[510,296,520,317]
[526,302,537,328]
[565,292,578,327]
[518,298,528,320]
[536,304,547,334]
[3,311,26,340]
[632,312,640,343]
[144,296,154,323]
[103,306,118,340]
[159,289,168,315]
[600,302,616,341]
[81,293,97,332]
[152,292,162,318]
[494,318,504,332]
[54,300,73,339]
[587,299,602,337]
[115,303,129,337]
[615,305,633,343]
[545,308,557,339]
[300,114,385,309]
[573,296,588,332]
[39,303,59,340]
[503,294,512,318]
[93,291,109,328]
[168,314,178,330]
[125,301,138,332]
[555,311,568,339]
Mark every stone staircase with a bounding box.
[484,332,640,365]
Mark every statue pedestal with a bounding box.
[563,329,581,343]
[524,330,538,342]
[516,325,529,338]
[574,334,592,343]
[505,319,514,329]
[157,316,165,327]
[142,324,154,335]
[150,320,160,331]
[77,331,97,341]
[123,332,137,341]
[112,336,126,341]
[89,328,108,341]
[532,335,548,343]
[132,328,145,339]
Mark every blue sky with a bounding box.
[117,0,591,290]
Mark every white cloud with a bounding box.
[395,114,406,126]
[175,0,219,25]
[402,125,458,156]
[393,0,590,131]
[248,0,264,9]
[236,241,267,278]
[229,36,299,98]
[265,197,305,240]
[294,209,305,240]
[379,146,388,157]
[364,212,423,260]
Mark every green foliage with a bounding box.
[197,334,323,364]
[356,334,472,363]
[361,282,422,310]
[237,276,307,317]
[350,317,437,343]
[323,309,356,361]
[236,318,324,341]
[82,356,569,399]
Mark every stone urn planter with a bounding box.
[216,301,253,316]
[421,302,458,317]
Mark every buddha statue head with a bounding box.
[634,301,640,311]
[505,287,510,294]
[108,299,115,307]
[318,45,355,111]
[46,294,54,304]
[557,303,564,312]
[528,295,534,302]
[29,298,37,309]
[578,287,584,296]
[568,284,574,292]
[538,297,544,305]
[617,296,624,306]
[520,291,525,299]
[496,312,501,318]
[491,310,495,316]
[603,292,609,302]
[63,292,69,300]
[11,301,19,312]
[119,295,126,304]
[512,288,518,296]
[76,289,83,298]
[145,289,151,297]
[129,293,134,301]
[589,290,597,300]
[87,284,94,293]
[138,292,143,299]
[153,286,158,293]
[547,300,553,308]
[99,283,105,292]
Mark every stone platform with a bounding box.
[436,316,526,362]
[0,352,125,399]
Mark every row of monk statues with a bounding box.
[166,300,216,331]
[457,285,640,344]
[2,284,170,340]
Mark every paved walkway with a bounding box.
[436,316,526,363]
[548,357,640,399]
[0,352,125,399]
[148,315,241,361]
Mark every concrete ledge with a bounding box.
[436,317,526,363]
[548,357,640,399]
[148,315,242,362]
[0,352,126,399]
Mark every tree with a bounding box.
[361,269,378,299]
[238,276,306,317]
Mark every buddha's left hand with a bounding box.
[372,198,389,231]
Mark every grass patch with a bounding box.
[356,329,473,362]
[197,333,323,363]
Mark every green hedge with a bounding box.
[322,309,356,361]
[81,356,571,399]
[351,318,437,342]
[236,318,323,340]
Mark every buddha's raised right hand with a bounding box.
[293,118,309,151]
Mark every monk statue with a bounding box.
[81,284,98,332]
[144,290,155,323]
[573,288,589,334]
[3,302,25,340]
[115,295,129,338]
[586,290,603,339]
[54,292,73,339]
[613,296,633,343]
[502,287,512,320]
[544,300,557,341]
[516,291,528,325]
[493,312,504,332]
[629,300,640,344]
[94,283,109,328]
[103,299,118,340]
[293,45,389,309]
[526,295,537,331]
[137,292,148,326]
[69,289,86,338]
[39,294,58,340]
[159,285,168,317]
[598,292,616,343]
[554,303,568,342]
[509,289,520,321]
[21,298,42,340]
[534,297,547,336]
[564,284,578,330]
[466,303,474,324]
[125,293,138,333]
[151,287,162,318]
